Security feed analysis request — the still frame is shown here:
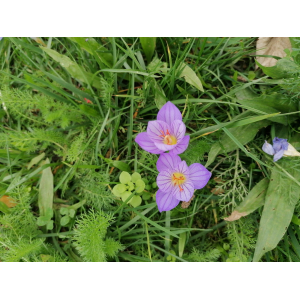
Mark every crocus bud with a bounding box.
[283,143,300,157]
[262,141,275,155]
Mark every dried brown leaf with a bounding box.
[211,187,225,195]
[0,195,17,208]
[256,37,291,69]
[224,210,247,222]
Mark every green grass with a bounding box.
[1,37,300,262]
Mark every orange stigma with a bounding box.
[172,172,186,192]
[158,129,177,145]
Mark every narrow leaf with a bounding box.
[38,158,54,216]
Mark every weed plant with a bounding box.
[1,37,300,262]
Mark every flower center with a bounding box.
[159,129,177,145]
[172,172,186,192]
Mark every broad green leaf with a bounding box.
[129,195,142,208]
[78,104,101,117]
[112,184,127,197]
[112,161,131,173]
[69,209,76,218]
[291,215,300,226]
[237,94,298,125]
[60,215,70,226]
[140,37,156,63]
[119,172,131,184]
[27,152,45,170]
[177,62,204,92]
[253,159,300,262]
[127,182,135,191]
[46,220,54,230]
[40,47,103,89]
[121,191,132,202]
[37,216,49,226]
[38,158,53,217]
[225,178,269,221]
[256,58,299,79]
[142,192,151,200]
[60,207,69,216]
[206,120,270,167]
[131,172,141,183]
[135,179,145,193]
[68,37,113,68]
[154,81,167,109]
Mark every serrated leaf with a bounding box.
[60,215,70,226]
[131,172,141,183]
[135,179,145,193]
[256,37,292,68]
[120,171,131,184]
[177,62,204,92]
[129,195,142,208]
[253,159,300,262]
[38,158,53,217]
[225,178,269,221]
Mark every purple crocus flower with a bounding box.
[155,152,211,212]
[135,101,190,155]
[262,137,289,162]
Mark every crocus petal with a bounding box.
[156,189,180,212]
[274,149,285,162]
[170,119,186,142]
[262,141,275,155]
[135,132,164,154]
[147,120,170,144]
[154,141,177,151]
[273,137,288,152]
[175,160,189,177]
[169,135,190,155]
[156,153,181,172]
[157,169,174,193]
[283,143,300,157]
[188,163,212,189]
[172,179,194,201]
[157,101,182,126]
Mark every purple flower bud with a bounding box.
[262,137,290,162]
[262,141,275,155]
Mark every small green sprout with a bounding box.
[36,208,54,230]
[112,171,146,207]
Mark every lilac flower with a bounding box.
[155,152,211,212]
[135,101,190,155]
[262,137,289,162]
